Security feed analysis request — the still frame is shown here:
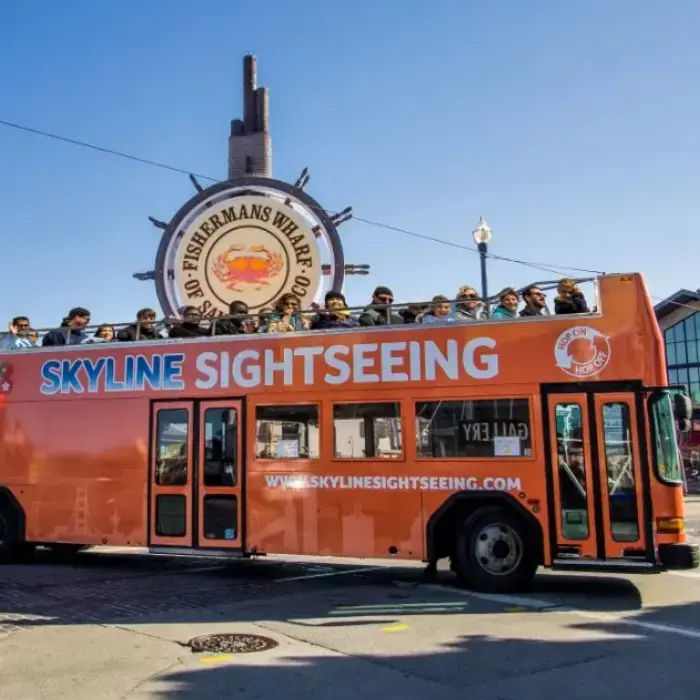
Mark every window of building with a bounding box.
[415,399,531,458]
[664,311,700,404]
[333,403,402,459]
[255,405,319,459]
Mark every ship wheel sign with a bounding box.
[139,176,348,318]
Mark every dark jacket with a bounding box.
[310,312,359,330]
[554,292,589,315]
[117,324,160,342]
[168,322,210,338]
[42,328,88,346]
[358,305,403,327]
[520,304,550,317]
[214,318,246,335]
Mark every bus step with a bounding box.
[552,558,661,574]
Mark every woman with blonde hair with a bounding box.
[454,285,482,321]
[261,293,309,332]
[554,279,589,315]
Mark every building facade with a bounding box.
[655,288,700,491]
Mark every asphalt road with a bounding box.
[1,502,699,699]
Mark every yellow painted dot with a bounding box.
[199,654,235,664]
[505,606,527,613]
[382,624,410,632]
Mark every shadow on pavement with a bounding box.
[142,600,700,699]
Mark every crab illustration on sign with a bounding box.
[554,326,611,378]
[212,244,284,292]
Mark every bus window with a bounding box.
[650,392,682,484]
[333,403,402,459]
[204,408,237,486]
[601,403,639,541]
[554,403,589,539]
[415,399,531,458]
[155,409,188,486]
[256,405,319,459]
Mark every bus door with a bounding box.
[149,400,243,551]
[545,389,652,565]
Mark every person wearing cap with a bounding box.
[311,291,359,330]
[454,285,482,322]
[359,286,402,326]
[42,307,91,346]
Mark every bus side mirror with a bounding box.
[673,393,692,423]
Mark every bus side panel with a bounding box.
[0,398,149,546]
[245,471,424,559]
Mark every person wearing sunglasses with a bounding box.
[2,316,37,348]
[262,293,309,333]
[520,285,550,317]
[358,285,402,327]
[454,285,483,322]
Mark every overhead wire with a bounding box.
[0,117,633,279]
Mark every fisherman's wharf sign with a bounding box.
[151,177,345,318]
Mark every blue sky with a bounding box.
[1,0,698,328]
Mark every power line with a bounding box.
[0,119,220,182]
[0,118,604,277]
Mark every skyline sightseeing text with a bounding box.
[38,336,499,395]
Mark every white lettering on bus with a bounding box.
[263,474,522,491]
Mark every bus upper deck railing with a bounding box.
[0,277,597,348]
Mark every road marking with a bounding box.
[574,611,700,641]
[199,654,235,664]
[423,585,562,610]
[275,565,384,582]
[382,624,409,632]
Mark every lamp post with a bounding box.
[472,217,492,314]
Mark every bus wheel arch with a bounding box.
[0,487,27,561]
[426,492,543,591]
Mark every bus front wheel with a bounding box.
[455,508,537,593]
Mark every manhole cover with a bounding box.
[186,633,278,654]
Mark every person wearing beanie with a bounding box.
[311,291,359,330]
[359,286,402,326]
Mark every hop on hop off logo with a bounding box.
[554,326,611,378]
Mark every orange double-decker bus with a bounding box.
[0,273,697,591]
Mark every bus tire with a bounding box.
[455,508,537,593]
[0,501,22,562]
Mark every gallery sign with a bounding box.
[151,177,344,318]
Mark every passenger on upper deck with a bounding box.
[420,295,454,324]
[117,308,160,342]
[554,279,590,315]
[453,286,482,322]
[215,300,250,335]
[2,316,36,349]
[311,291,359,330]
[84,324,115,343]
[168,306,209,338]
[359,286,403,326]
[520,285,550,317]
[491,288,519,320]
[262,293,309,333]
[398,303,429,324]
[42,307,91,346]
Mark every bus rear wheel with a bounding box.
[455,508,537,593]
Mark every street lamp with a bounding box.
[472,217,492,314]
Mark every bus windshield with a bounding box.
[650,392,682,484]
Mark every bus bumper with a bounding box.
[659,543,700,569]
